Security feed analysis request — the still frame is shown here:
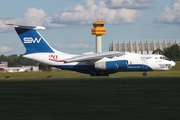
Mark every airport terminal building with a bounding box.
[109,40,180,54]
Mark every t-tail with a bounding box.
[7,24,58,54]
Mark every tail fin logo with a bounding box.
[23,37,42,43]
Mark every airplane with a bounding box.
[7,24,176,76]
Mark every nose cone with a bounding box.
[171,61,176,67]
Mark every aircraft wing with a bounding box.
[64,51,125,63]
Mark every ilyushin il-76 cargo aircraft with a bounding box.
[7,24,176,76]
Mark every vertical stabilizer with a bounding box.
[13,25,55,54]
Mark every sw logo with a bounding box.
[23,37,41,43]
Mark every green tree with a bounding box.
[0,55,8,61]
[153,44,180,60]
[8,54,19,67]
[0,54,38,67]
[152,49,164,54]
[163,44,180,60]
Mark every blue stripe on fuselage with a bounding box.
[51,64,153,73]
[121,64,153,71]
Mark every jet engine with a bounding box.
[95,60,128,70]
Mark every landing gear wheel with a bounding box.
[98,71,109,76]
[90,71,96,76]
[90,71,109,76]
[104,73,109,76]
[142,72,147,76]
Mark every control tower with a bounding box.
[91,19,106,53]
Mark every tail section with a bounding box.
[10,24,55,54]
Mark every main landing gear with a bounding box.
[142,71,147,76]
[90,71,109,76]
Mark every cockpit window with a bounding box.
[160,56,171,61]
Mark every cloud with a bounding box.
[0,8,47,32]
[104,0,154,9]
[52,0,142,25]
[67,38,94,50]
[67,42,94,49]
[0,18,18,32]
[70,38,86,43]
[22,8,46,25]
[52,38,94,50]
[53,43,65,49]
[0,8,66,32]
[155,24,167,28]
[0,0,145,32]
[154,0,180,24]
[0,46,13,53]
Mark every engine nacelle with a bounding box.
[95,61,117,70]
[95,60,128,70]
[116,60,128,69]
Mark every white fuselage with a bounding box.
[112,53,175,71]
[23,52,175,72]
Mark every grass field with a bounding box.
[0,77,180,120]
[0,62,179,119]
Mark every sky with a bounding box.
[0,0,180,55]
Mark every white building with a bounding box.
[109,40,180,54]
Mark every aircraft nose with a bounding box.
[171,61,176,67]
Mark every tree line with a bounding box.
[0,54,51,71]
[153,44,180,61]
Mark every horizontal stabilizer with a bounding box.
[6,24,45,30]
